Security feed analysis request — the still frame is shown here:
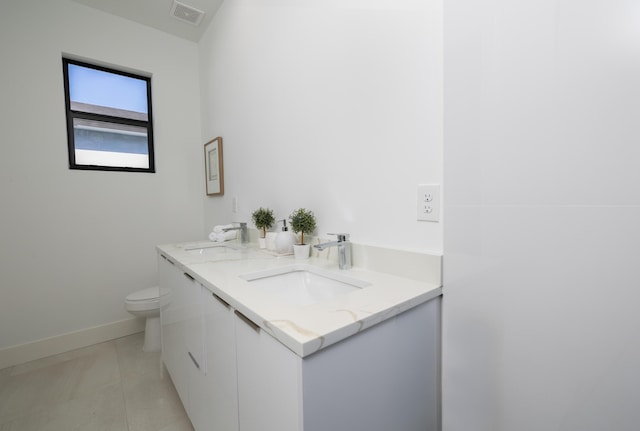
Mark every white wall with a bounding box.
[198,0,443,252]
[0,0,204,353]
[443,0,640,430]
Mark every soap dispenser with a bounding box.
[275,219,296,254]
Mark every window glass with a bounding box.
[67,64,148,118]
[72,119,149,169]
[63,58,154,172]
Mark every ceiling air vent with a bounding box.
[170,0,205,26]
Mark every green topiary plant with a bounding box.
[289,208,317,245]
[251,207,275,238]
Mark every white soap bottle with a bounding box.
[275,219,296,254]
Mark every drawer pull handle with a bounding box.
[235,310,260,332]
[213,292,230,308]
[188,351,200,369]
[183,272,195,281]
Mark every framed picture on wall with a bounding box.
[205,137,224,196]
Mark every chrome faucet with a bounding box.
[314,233,352,270]
[223,222,248,244]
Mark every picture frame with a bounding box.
[204,137,224,196]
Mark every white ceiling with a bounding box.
[71,0,224,42]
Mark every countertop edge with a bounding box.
[157,242,443,358]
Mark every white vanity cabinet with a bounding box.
[233,298,441,431]
[202,291,239,431]
[158,246,442,431]
[235,310,303,431]
[158,255,190,408]
[158,255,207,431]
[183,272,206,431]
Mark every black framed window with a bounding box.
[62,58,155,172]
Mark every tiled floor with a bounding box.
[0,333,193,431]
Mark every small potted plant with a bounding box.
[251,207,275,248]
[289,208,317,259]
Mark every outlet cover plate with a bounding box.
[417,184,440,222]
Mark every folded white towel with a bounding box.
[209,230,237,242]
[212,224,235,233]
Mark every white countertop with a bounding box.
[157,240,442,358]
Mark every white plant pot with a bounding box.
[265,232,277,251]
[258,237,267,249]
[293,243,310,259]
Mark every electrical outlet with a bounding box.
[232,197,238,213]
[417,184,440,222]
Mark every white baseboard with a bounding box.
[0,318,145,370]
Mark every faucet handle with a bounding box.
[327,233,350,242]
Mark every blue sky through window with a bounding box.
[68,64,148,114]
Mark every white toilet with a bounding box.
[125,287,162,352]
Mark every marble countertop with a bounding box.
[157,240,442,358]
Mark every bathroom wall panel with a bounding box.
[0,0,203,352]
[443,0,640,430]
[197,0,444,253]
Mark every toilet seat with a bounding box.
[126,287,159,301]
[125,287,160,312]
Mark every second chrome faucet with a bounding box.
[314,233,352,270]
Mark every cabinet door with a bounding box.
[201,291,239,431]
[235,311,303,431]
[301,298,441,431]
[183,272,204,370]
[182,275,205,430]
[158,254,190,409]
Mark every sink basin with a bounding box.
[239,264,370,306]
[184,243,240,256]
